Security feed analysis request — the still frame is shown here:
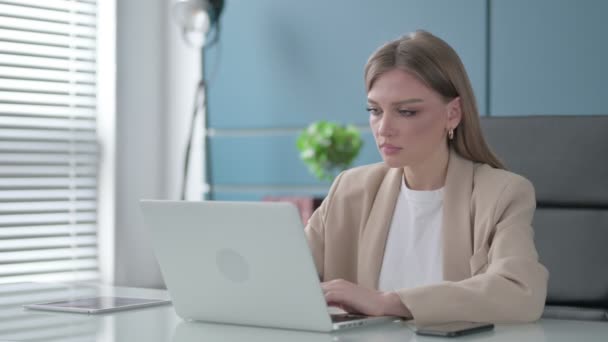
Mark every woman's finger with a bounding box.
[324,290,341,304]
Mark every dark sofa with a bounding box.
[480,115,608,321]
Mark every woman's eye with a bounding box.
[398,110,417,117]
[366,107,381,116]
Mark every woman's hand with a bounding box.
[321,279,412,318]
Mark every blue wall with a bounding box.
[205,0,487,199]
[205,0,608,200]
[490,0,608,115]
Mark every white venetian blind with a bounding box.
[0,0,100,284]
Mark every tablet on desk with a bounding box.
[23,296,171,314]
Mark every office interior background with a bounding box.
[0,0,606,293]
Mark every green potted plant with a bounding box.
[296,120,363,181]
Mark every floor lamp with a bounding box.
[172,0,224,200]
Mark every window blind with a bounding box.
[0,0,100,284]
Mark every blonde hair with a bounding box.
[364,30,505,169]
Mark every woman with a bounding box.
[304,31,548,326]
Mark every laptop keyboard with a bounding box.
[331,313,368,323]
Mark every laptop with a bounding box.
[140,200,399,332]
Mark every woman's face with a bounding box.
[367,68,458,168]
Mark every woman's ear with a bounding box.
[446,97,462,129]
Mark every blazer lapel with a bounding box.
[357,167,402,289]
[441,150,475,281]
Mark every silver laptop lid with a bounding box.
[140,200,334,332]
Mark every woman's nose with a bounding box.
[377,114,394,137]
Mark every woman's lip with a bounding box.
[379,144,402,154]
[379,143,400,149]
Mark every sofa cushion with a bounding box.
[480,115,608,206]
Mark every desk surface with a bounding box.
[0,282,606,342]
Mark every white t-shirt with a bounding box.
[378,178,444,291]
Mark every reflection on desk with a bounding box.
[172,315,608,342]
[172,319,411,342]
[0,282,100,341]
[0,282,175,342]
[173,320,337,342]
[0,283,607,342]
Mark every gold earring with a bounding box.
[448,129,454,140]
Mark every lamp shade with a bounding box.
[172,0,212,47]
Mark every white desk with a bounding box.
[0,282,606,342]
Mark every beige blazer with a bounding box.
[305,150,549,326]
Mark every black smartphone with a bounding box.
[415,322,494,337]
